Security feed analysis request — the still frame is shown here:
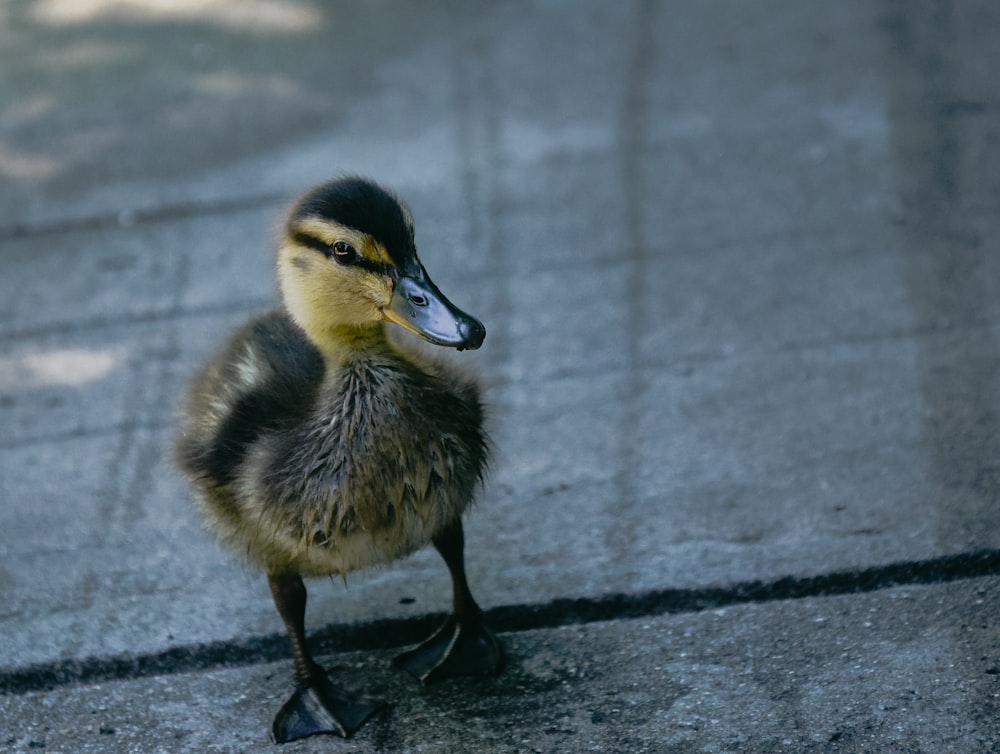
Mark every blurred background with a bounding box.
[1,1,999,751]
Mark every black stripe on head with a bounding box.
[289,177,417,273]
[291,230,394,277]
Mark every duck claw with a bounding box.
[393,615,504,683]
[270,671,385,743]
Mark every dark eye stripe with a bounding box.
[292,231,394,277]
[292,231,331,255]
[353,257,394,277]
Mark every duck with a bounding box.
[174,176,503,743]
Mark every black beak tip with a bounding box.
[459,317,486,351]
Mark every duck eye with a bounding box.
[330,241,357,264]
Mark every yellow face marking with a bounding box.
[278,217,399,354]
[368,240,393,267]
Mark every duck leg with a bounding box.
[393,519,504,682]
[267,573,385,743]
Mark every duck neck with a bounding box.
[308,321,391,365]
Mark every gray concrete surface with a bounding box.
[3,577,999,753]
[1,0,999,751]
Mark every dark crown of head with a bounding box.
[289,177,415,268]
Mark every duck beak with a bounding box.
[383,267,486,350]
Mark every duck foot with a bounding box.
[393,614,504,683]
[270,671,386,743]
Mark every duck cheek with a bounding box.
[363,278,394,316]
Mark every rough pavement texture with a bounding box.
[1,1,999,752]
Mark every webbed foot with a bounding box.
[393,614,504,683]
[270,670,385,743]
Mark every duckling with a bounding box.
[174,177,502,743]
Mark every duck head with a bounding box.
[277,177,486,352]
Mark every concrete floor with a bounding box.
[1,1,999,751]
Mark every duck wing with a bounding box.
[175,311,324,488]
